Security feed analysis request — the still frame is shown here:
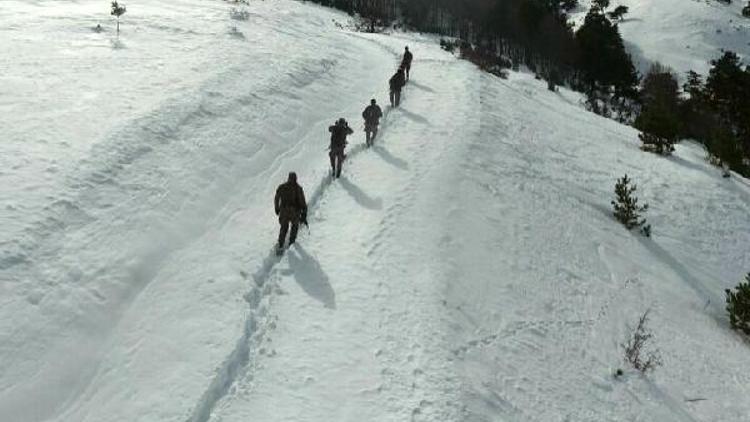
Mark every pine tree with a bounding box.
[636,64,681,155]
[611,175,650,235]
[111,1,126,35]
[576,8,638,102]
[726,274,750,335]
[704,51,750,175]
[706,52,744,116]
[744,2,750,17]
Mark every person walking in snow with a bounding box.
[275,172,307,252]
[389,67,406,108]
[329,118,353,179]
[401,46,413,80]
[362,99,383,147]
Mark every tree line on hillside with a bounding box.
[307,0,628,91]
[638,52,750,177]
[304,0,749,176]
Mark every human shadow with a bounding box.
[287,244,336,309]
[339,176,383,210]
[110,39,126,49]
[398,108,430,125]
[409,80,435,93]
[373,145,409,170]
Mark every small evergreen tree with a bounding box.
[111,1,126,35]
[607,5,629,20]
[726,273,750,335]
[611,174,650,235]
[744,2,750,17]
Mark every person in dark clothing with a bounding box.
[389,68,406,107]
[328,118,353,178]
[274,172,307,251]
[362,99,383,147]
[402,46,413,80]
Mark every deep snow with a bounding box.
[1,1,749,422]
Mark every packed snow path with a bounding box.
[2,1,750,421]
[203,33,477,422]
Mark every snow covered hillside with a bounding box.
[2,1,750,421]
[574,0,750,76]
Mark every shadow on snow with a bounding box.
[285,244,336,309]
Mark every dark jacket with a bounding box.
[389,71,406,91]
[362,104,383,125]
[403,51,413,66]
[275,181,307,218]
[329,123,353,150]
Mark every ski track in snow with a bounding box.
[201,33,476,422]
[189,32,465,422]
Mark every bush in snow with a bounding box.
[726,273,750,335]
[440,39,457,53]
[111,1,126,35]
[607,5,629,21]
[622,310,662,373]
[456,41,511,79]
[638,132,675,156]
[612,175,650,236]
[744,3,750,17]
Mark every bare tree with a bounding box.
[623,310,662,373]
